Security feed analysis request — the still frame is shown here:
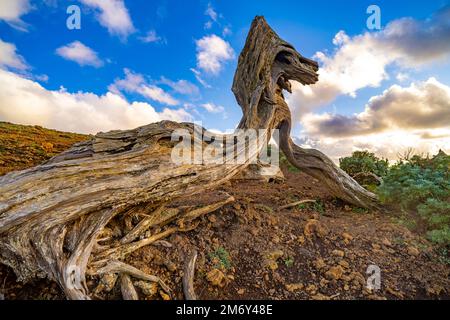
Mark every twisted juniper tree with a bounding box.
[0,17,378,300]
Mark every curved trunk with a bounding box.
[0,16,378,299]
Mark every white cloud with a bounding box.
[160,77,200,96]
[0,39,29,70]
[205,3,218,22]
[303,78,450,137]
[0,69,191,134]
[296,130,450,164]
[80,0,135,38]
[201,103,224,114]
[56,41,104,68]
[0,0,31,31]
[222,27,232,37]
[299,78,450,161]
[109,69,179,106]
[396,72,409,82]
[139,30,163,44]
[204,2,218,30]
[287,7,450,120]
[190,68,211,88]
[195,35,234,75]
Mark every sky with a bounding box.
[0,0,449,161]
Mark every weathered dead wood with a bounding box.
[121,274,139,300]
[280,199,316,210]
[0,16,379,300]
[183,250,198,300]
[95,260,171,294]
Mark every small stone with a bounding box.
[305,284,317,294]
[237,289,245,295]
[342,232,353,244]
[407,246,420,256]
[265,249,284,260]
[304,219,328,239]
[312,293,331,300]
[208,215,217,223]
[134,281,158,297]
[319,278,329,287]
[325,266,344,281]
[265,260,278,271]
[286,283,304,292]
[315,258,327,270]
[344,284,350,291]
[372,243,381,250]
[382,238,392,247]
[297,235,306,245]
[332,249,345,258]
[159,291,171,300]
[272,235,280,244]
[206,269,227,287]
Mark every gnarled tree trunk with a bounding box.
[0,16,378,300]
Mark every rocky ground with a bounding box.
[0,123,449,300]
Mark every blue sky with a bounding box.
[0,0,449,160]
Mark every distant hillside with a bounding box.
[0,122,89,176]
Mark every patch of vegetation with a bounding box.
[209,247,232,270]
[254,204,274,213]
[352,207,369,214]
[340,151,388,188]
[280,151,300,173]
[295,200,325,214]
[435,247,450,265]
[313,200,325,214]
[378,151,450,245]
[284,256,294,267]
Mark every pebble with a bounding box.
[325,266,344,280]
[407,246,420,257]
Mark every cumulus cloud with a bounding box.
[160,77,200,96]
[297,130,450,164]
[109,69,179,106]
[200,103,225,114]
[0,69,191,134]
[303,78,450,137]
[298,78,450,161]
[287,6,450,119]
[0,39,29,70]
[195,35,234,75]
[56,41,104,67]
[80,0,135,38]
[0,0,31,31]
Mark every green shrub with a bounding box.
[378,151,450,245]
[340,151,389,178]
[209,247,232,270]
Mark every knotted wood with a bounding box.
[0,16,378,300]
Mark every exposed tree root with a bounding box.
[280,199,316,210]
[183,250,198,300]
[120,274,139,300]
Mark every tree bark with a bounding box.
[0,16,378,300]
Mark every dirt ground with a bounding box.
[0,124,449,300]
